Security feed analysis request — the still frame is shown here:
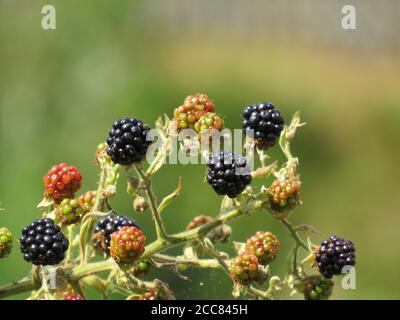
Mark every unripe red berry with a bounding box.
[109,226,146,264]
[173,93,216,132]
[43,163,82,204]
[194,112,224,133]
[229,252,259,283]
[64,295,85,300]
[138,289,158,300]
[266,175,301,219]
[244,231,280,264]
[268,176,301,208]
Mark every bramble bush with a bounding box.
[0,93,355,300]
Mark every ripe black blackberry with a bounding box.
[207,152,252,198]
[242,102,284,148]
[106,117,152,165]
[316,235,356,279]
[19,218,69,266]
[94,214,139,252]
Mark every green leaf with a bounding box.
[37,197,54,209]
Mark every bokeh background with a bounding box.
[0,0,399,300]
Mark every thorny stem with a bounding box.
[245,285,272,300]
[80,165,108,265]
[0,278,40,299]
[256,147,268,167]
[134,165,169,241]
[281,219,308,278]
[281,219,308,251]
[152,254,224,270]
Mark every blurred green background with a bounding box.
[0,0,399,300]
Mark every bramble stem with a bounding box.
[281,219,308,251]
[80,165,108,265]
[0,278,40,299]
[152,254,224,270]
[134,165,169,241]
[281,219,308,278]
[245,286,271,300]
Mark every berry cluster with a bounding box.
[316,235,356,278]
[244,231,280,264]
[20,218,69,266]
[303,275,334,300]
[268,176,301,209]
[229,252,259,283]
[94,214,139,253]
[207,152,252,198]
[173,93,224,133]
[242,102,284,148]
[106,117,152,165]
[43,163,82,203]
[0,227,13,259]
[109,226,146,264]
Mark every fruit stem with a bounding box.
[79,163,109,265]
[256,147,268,167]
[281,219,308,251]
[134,165,169,241]
[152,253,224,270]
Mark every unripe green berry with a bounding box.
[0,227,13,259]
[303,275,334,300]
[56,198,83,225]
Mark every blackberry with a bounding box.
[207,152,252,198]
[94,214,139,252]
[316,235,356,278]
[242,102,284,148]
[19,218,69,266]
[106,117,152,165]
